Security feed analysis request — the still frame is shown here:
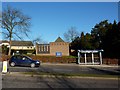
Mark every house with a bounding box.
[36,37,69,56]
[11,41,34,54]
[0,40,9,46]
[0,40,34,55]
[1,37,69,56]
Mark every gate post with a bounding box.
[84,53,87,64]
[92,52,94,64]
[99,52,102,65]
[78,50,80,64]
[99,49,103,65]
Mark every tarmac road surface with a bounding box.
[2,73,119,88]
[1,62,120,89]
[6,63,120,76]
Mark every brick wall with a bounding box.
[31,56,76,63]
[50,42,69,56]
[36,42,69,56]
[103,58,119,65]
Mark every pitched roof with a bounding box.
[1,40,9,43]
[55,37,64,42]
[11,41,33,46]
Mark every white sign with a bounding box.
[2,61,8,73]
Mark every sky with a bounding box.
[2,2,118,43]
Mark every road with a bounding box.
[6,63,120,76]
[1,62,120,89]
[2,73,119,88]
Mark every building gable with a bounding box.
[55,37,64,42]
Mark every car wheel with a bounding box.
[30,63,35,68]
[10,62,15,67]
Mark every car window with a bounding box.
[12,56,22,60]
[12,56,16,59]
[26,56,32,60]
[17,56,22,60]
[22,56,29,60]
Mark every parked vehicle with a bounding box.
[9,55,40,68]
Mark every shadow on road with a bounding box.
[36,66,78,89]
[89,67,120,76]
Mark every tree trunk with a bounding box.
[8,34,12,56]
[8,38,12,56]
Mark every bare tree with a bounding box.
[32,37,42,45]
[1,5,31,55]
[32,36,48,45]
[64,27,79,42]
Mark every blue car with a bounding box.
[9,55,40,68]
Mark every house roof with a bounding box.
[11,41,33,46]
[55,37,64,42]
[1,40,9,43]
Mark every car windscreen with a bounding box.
[25,56,32,60]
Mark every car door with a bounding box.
[15,55,23,65]
[21,56,31,66]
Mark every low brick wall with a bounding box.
[0,55,119,65]
[29,56,77,63]
[0,55,77,63]
[103,58,119,65]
